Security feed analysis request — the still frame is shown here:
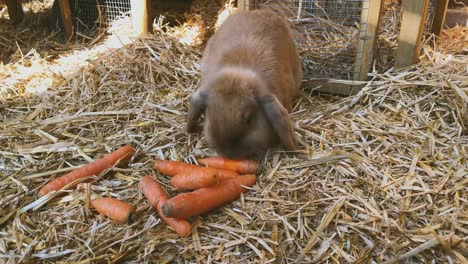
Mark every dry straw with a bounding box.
[0,0,467,263]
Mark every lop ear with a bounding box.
[256,93,299,151]
[187,90,208,133]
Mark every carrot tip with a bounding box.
[161,203,172,218]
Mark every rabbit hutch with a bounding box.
[236,0,450,95]
[4,0,451,95]
[1,0,466,263]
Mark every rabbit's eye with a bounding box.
[244,113,254,124]
[239,111,253,124]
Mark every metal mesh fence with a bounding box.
[99,0,132,24]
[241,0,437,81]
[242,0,369,80]
[424,0,437,35]
[56,0,131,35]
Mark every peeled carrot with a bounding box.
[154,159,239,179]
[38,145,135,196]
[91,197,135,224]
[214,168,239,180]
[197,156,259,174]
[39,146,135,196]
[161,174,256,219]
[170,168,219,190]
[154,160,198,176]
[139,176,191,237]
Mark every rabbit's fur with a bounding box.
[187,10,303,158]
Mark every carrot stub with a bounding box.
[91,197,135,224]
[38,145,136,196]
[161,174,257,219]
[197,156,259,174]
[139,176,191,237]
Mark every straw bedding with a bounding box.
[1,0,467,263]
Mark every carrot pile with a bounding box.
[35,147,259,237]
[141,156,258,236]
[154,160,240,190]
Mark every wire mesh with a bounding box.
[54,0,131,36]
[242,0,369,80]
[242,0,438,81]
[99,0,132,24]
[424,0,437,35]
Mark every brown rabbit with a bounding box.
[186,9,303,159]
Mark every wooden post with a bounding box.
[147,0,153,34]
[58,0,73,41]
[353,0,383,81]
[5,0,24,24]
[395,0,430,69]
[131,0,151,36]
[238,0,252,11]
[431,0,449,36]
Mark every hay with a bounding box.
[258,0,363,80]
[1,1,468,263]
[296,15,360,80]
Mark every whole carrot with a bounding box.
[139,176,191,237]
[197,156,259,174]
[161,174,256,219]
[154,160,198,176]
[170,168,219,190]
[91,197,135,224]
[38,145,135,196]
[154,159,239,180]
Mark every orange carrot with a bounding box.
[91,197,135,224]
[154,159,239,179]
[38,145,135,196]
[139,176,191,237]
[154,160,198,176]
[170,168,219,190]
[161,174,256,219]
[214,168,239,180]
[197,156,259,174]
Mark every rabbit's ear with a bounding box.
[256,92,298,151]
[187,90,208,133]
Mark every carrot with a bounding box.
[154,159,239,179]
[170,168,219,190]
[38,145,135,196]
[197,156,259,174]
[161,174,256,219]
[214,168,239,180]
[91,197,135,224]
[154,160,198,176]
[139,176,191,237]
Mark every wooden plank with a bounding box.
[5,0,24,24]
[302,79,367,96]
[147,0,153,34]
[353,0,383,81]
[395,0,430,69]
[237,0,252,11]
[58,0,73,41]
[131,0,151,35]
[431,0,449,36]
